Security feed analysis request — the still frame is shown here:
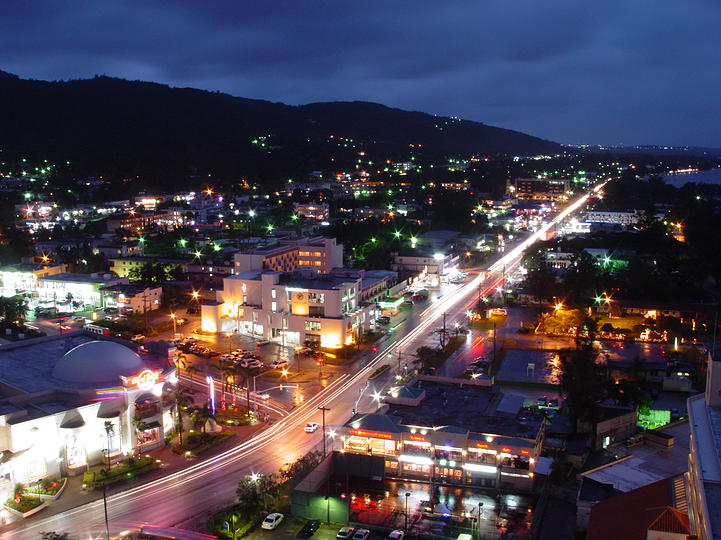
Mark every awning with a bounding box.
[60,410,86,429]
[97,399,124,418]
[142,421,161,431]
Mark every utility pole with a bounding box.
[102,483,110,540]
[492,322,497,364]
[318,405,330,458]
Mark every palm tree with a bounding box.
[170,386,193,445]
[233,365,256,414]
[186,363,200,393]
[103,421,115,472]
[190,404,213,433]
[132,416,148,448]
[217,358,234,407]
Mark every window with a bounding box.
[305,321,321,331]
[241,283,247,293]
[271,288,276,299]
[308,292,325,304]
[271,301,277,312]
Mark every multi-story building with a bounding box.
[109,256,190,278]
[101,283,163,314]
[338,380,543,491]
[511,178,570,201]
[687,352,721,539]
[234,237,343,274]
[390,250,458,286]
[37,273,128,311]
[0,262,68,297]
[201,269,374,348]
[105,210,166,233]
[293,203,330,221]
[584,210,642,225]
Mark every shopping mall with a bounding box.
[0,331,177,501]
[338,380,545,491]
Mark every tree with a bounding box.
[190,403,213,433]
[279,451,324,484]
[0,295,28,323]
[40,533,69,540]
[235,473,281,519]
[103,421,115,471]
[559,345,605,429]
[171,386,193,445]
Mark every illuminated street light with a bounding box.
[393,230,402,239]
[554,303,563,311]
[266,224,275,233]
[249,473,259,482]
[248,209,256,217]
[372,390,383,402]
[193,250,202,259]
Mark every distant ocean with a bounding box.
[663,167,721,187]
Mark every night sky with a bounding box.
[2,1,719,147]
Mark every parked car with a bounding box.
[261,512,284,530]
[387,530,405,540]
[376,316,391,325]
[336,527,355,539]
[537,396,548,407]
[296,519,320,538]
[352,529,370,540]
[304,422,320,433]
[256,339,271,346]
[490,308,508,316]
[251,391,270,400]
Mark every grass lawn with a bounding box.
[83,455,160,488]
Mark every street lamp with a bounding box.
[404,492,411,530]
[170,312,177,337]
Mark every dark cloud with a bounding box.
[1,0,719,146]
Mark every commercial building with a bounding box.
[338,380,543,492]
[37,273,127,312]
[105,210,167,233]
[101,283,163,314]
[0,263,68,297]
[687,353,721,539]
[511,178,570,201]
[390,250,458,286]
[293,203,330,221]
[0,333,177,501]
[109,256,190,279]
[584,210,642,225]
[201,270,375,348]
[233,237,343,274]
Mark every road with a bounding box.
[0,187,598,539]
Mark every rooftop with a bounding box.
[582,421,690,492]
[0,331,168,394]
[37,272,122,284]
[384,381,543,441]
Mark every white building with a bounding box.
[37,273,128,312]
[390,251,458,286]
[234,237,343,274]
[201,270,375,348]
[686,351,721,539]
[293,203,329,221]
[0,263,68,297]
[584,210,642,225]
[0,334,177,501]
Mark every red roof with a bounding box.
[647,506,690,535]
[587,476,687,540]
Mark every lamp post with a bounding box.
[318,405,330,457]
[404,492,411,531]
[170,312,177,338]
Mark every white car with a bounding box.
[270,359,289,369]
[336,527,355,539]
[352,530,370,540]
[252,391,270,400]
[387,530,405,540]
[304,422,320,433]
[261,512,284,530]
[256,339,271,346]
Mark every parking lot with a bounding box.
[247,515,389,540]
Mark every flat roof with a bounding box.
[583,421,691,492]
[38,273,120,284]
[385,381,543,441]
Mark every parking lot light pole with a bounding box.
[318,405,330,457]
[404,492,410,530]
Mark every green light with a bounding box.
[370,237,377,243]
[266,224,274,233]
[23,192,32,200]
[193,250,202,259]
[138,237,145,244]
[179,239,187,248]
[291,214,299,222]
[594,296,602,304]
[393,231,402,239]
[213,244,221,252]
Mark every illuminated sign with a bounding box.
[521,449,530,455]
[408,435,426,442]
[127,369,161,390]
[349,429,392,440]
[475,443,489,449]
[462,463,497,473]
[501,447,511,453]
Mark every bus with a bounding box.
[84,323,111,336]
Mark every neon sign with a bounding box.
[128,369,161,390]
[349,429,392,440]
[475,443,489,449]
[408,435,426,442]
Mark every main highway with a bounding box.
[0,187,600,539]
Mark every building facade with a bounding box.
[512,178,570,201]
[234,237,343,274]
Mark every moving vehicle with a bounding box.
[490,308,508,316]
[270,359,289,369]
[352,529,370,540]
[251,391,270,400]
[261,512,284,530]
[256,339,271,346]
[336,527,355,539]
[304,422,320,433]
[84,323,111,336]
[296,519,320,538]
[376,316,391,325]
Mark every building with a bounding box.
[294,203,330,221]
[0,333,177,501]
[353,207,391,221]
[0,263,68,297]
[584,210,642,225]
[233,237,343,274]
[511,178,570,201]
[101,283,163,314]
[37,273,128,312]
[686,353,721,539]
[201,270,375,348]
[338,380,543,491]
[109,256,190,279]
[390,250,458,285]
[105,210,166,233]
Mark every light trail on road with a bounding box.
[0,186,602,539]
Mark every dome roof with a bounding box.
[53,341,144,386]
